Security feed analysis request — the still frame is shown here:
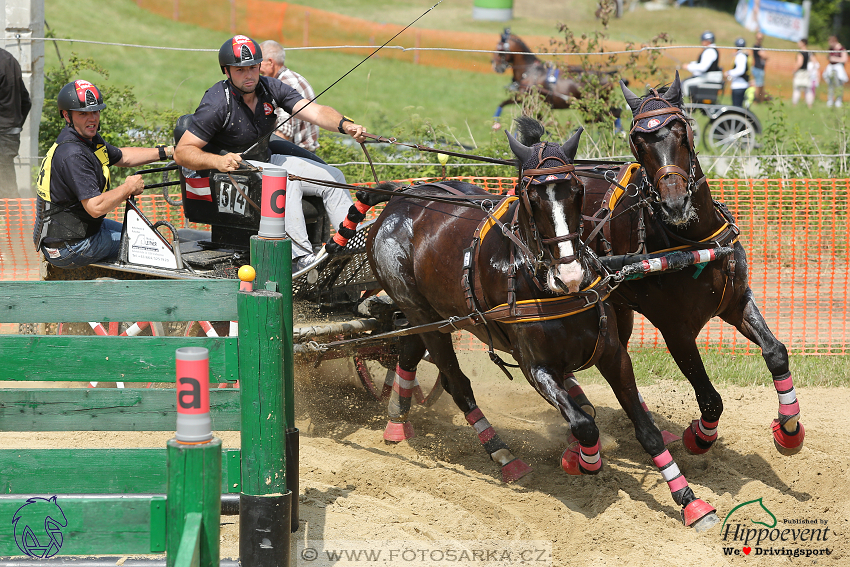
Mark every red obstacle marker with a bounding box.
[175,346,213,444]
[258,167,287,239]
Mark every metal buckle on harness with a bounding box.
[583,288,601,307]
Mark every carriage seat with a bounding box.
[172,114,328,251]
[687,71,725,104]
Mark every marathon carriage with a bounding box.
[36,117,445,405]
[684,73,762,151]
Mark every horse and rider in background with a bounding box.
[491,29,624,131]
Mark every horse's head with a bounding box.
[492,28,513,74]
[507,117,585,294]
[622,72,701,226]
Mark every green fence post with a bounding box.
[238,284,292,566]
[250,235,299,533]
[166,347,221,567]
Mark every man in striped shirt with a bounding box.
[260,40,320,155]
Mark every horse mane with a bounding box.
[514,116,545,146]
[511,34,531,53]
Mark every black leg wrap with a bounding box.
[337,226,356,240]
[285,427,300,533]
[326,240,344,255]
[482,435,510,455]
[347,207,367,224]
[356,182,398,206]
[671,486,697,508]
[240,492,292,567]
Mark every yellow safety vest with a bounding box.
[36,141,112,202]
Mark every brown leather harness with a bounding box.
[415,160,612,376]
[580,93,741,317]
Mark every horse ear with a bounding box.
[663,71,683,105]
[506,130,532,164]
[621,80,642,115]
[561,127,584,160]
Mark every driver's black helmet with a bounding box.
[219,35,263,74]
[735,37,746,48]
[57,80,106,121]
[701,31,715,43]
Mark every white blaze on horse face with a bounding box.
[546,184,583,293]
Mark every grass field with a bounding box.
[575,349,850,389]
[43,0,847,150]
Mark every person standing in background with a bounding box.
[0,47,32,198]
[259,40,323,162]
[752,31,768,102]
[823,35,848,108]
[727,38,750,107]
[792,38,815,108]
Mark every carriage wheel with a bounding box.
[704,113,756,151]
[354,351,445,408]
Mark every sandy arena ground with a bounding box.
[3,351,847,566]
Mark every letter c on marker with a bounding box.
[270,189,285,214]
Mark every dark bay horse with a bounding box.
[491,29,622,128]
[364,117,718,530]
[577,73,804,458]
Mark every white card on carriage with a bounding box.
[125,208,178,269]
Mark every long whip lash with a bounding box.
[240,0,444,159]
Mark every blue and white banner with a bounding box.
[735,0,810,42]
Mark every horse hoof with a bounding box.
[384,420,415,442]
[682,420,715,455]
[501,458,533,482]
[561,446,602,476]
[771,419,805,456]
[682,499,718,531]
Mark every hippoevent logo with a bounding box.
[12,496,67,558]
[719,497,832,558]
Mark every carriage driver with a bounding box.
[681,31,723,101]
[32,80,175,269]
[174,35,368,271]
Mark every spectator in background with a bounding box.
[752,31,768,102]
[259,40,324,163]
[823,35,848,108]
[792,38,816,108]
[727,38,750,107]
[0,47,32,198]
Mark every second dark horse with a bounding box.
[578,73,804,459]
[365,117,719,530]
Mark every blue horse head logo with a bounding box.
[12,496,67,558]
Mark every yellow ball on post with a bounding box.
[238,265,256,282]
[238,265,256,291]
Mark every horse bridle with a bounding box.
[517,146,585,268]
[628,93,705,204]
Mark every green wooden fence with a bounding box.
[0,237,295,567]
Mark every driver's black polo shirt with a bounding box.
[188,76,303,161]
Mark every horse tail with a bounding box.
[325,181,398,254]
[514,115,545,146]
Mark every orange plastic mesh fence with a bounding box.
[3,177,848,354]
